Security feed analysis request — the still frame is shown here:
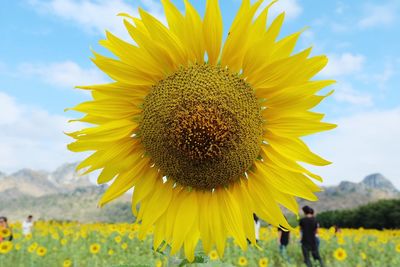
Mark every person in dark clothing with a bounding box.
[278,227,290,261]
[299,206,324,267]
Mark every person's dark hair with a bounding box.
[28,215,33,219]
[310,208,315,215]
[253,213,259,223]
[302,205,313,215]
[0,216,7,222]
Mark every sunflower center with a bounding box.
[140,64,262,190]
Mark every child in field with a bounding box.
[22,215,34,236]
[0,216,13,242]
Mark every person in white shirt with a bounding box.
[22,215,34,235]
[254,214,260,243]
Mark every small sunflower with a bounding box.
[238,256,248,266]
[155,259,163,267]
[68,0,335,261]
[63,259,73,267]
[28,243,38,253]
[360,252,367,260]
[209,250,219,261]
[36,246,47,257]
[258,257,269,267]
[121,242,128,250]
[0,241,13,254]
[396,243,400,253]
[114,235,122,243]
[89,243,101,254]
[333,247,347,261]
[0,228,11,238]
[108,249,115,256]
[128,232,136,240]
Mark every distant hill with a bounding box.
[0,163,398,222]
[0,163,92,197]
[298,173,399,213]
[0,163,133,222]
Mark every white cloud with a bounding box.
[321,53,365,77]
[372,63,395,90]
[0,93,22,124]
[28,0,165,39]
[0,91,85,173]
[309,108,400,189]
[358,3,397,29]
[258,0,302,20]
[333,82,373,107]
[19,61,108,88]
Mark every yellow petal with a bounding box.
[203,0,223,64]
[139,8,188,67]
[123,19,175,74]
[99,157,150,206]
[91,51,155,85]
[170,190,198,256]
[100,31,164,77]
[218,189,247,250]
[139,180,173,238]
[183,0,205,62]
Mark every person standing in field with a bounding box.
[278,226,290,262]
[0,216,13,242]
[254,213,260,243]
[299,206,324,267]
[22,215,34,236]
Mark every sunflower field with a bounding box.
[1,221,399,267]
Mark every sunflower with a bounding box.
[396,243,400,253]
[333,247,347,261]
[209,250,219,261]
[155,259,163,267]
[0,241,13,254]
[258,257,269,267]
[36,246,47,257]
[238,256,248,266]
[89,243,101,254]
[108,249,115,256]
[128,232,136,240]
[28,243,38,253]
[0,228,11,238]
[121,242,128,250]
[360,252,367,260]
[68,0,335,261]
[63,259,73,267]
[114,235,122,243]
[61,238,68,246]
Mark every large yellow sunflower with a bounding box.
[68,0,336,261]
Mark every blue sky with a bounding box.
[1,0,399,188]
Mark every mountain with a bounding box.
[48,163,93,191]
[0,163,132,222]
[1,163,399,222]
[0,163,92,197]
[361,173,398,192]
[0,169,58,197]
[0,185,134,223]
[298,173,399,213]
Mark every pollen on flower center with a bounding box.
[170,104,238,161]
[140,64,263,190]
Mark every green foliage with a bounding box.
[317,199,400,229]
